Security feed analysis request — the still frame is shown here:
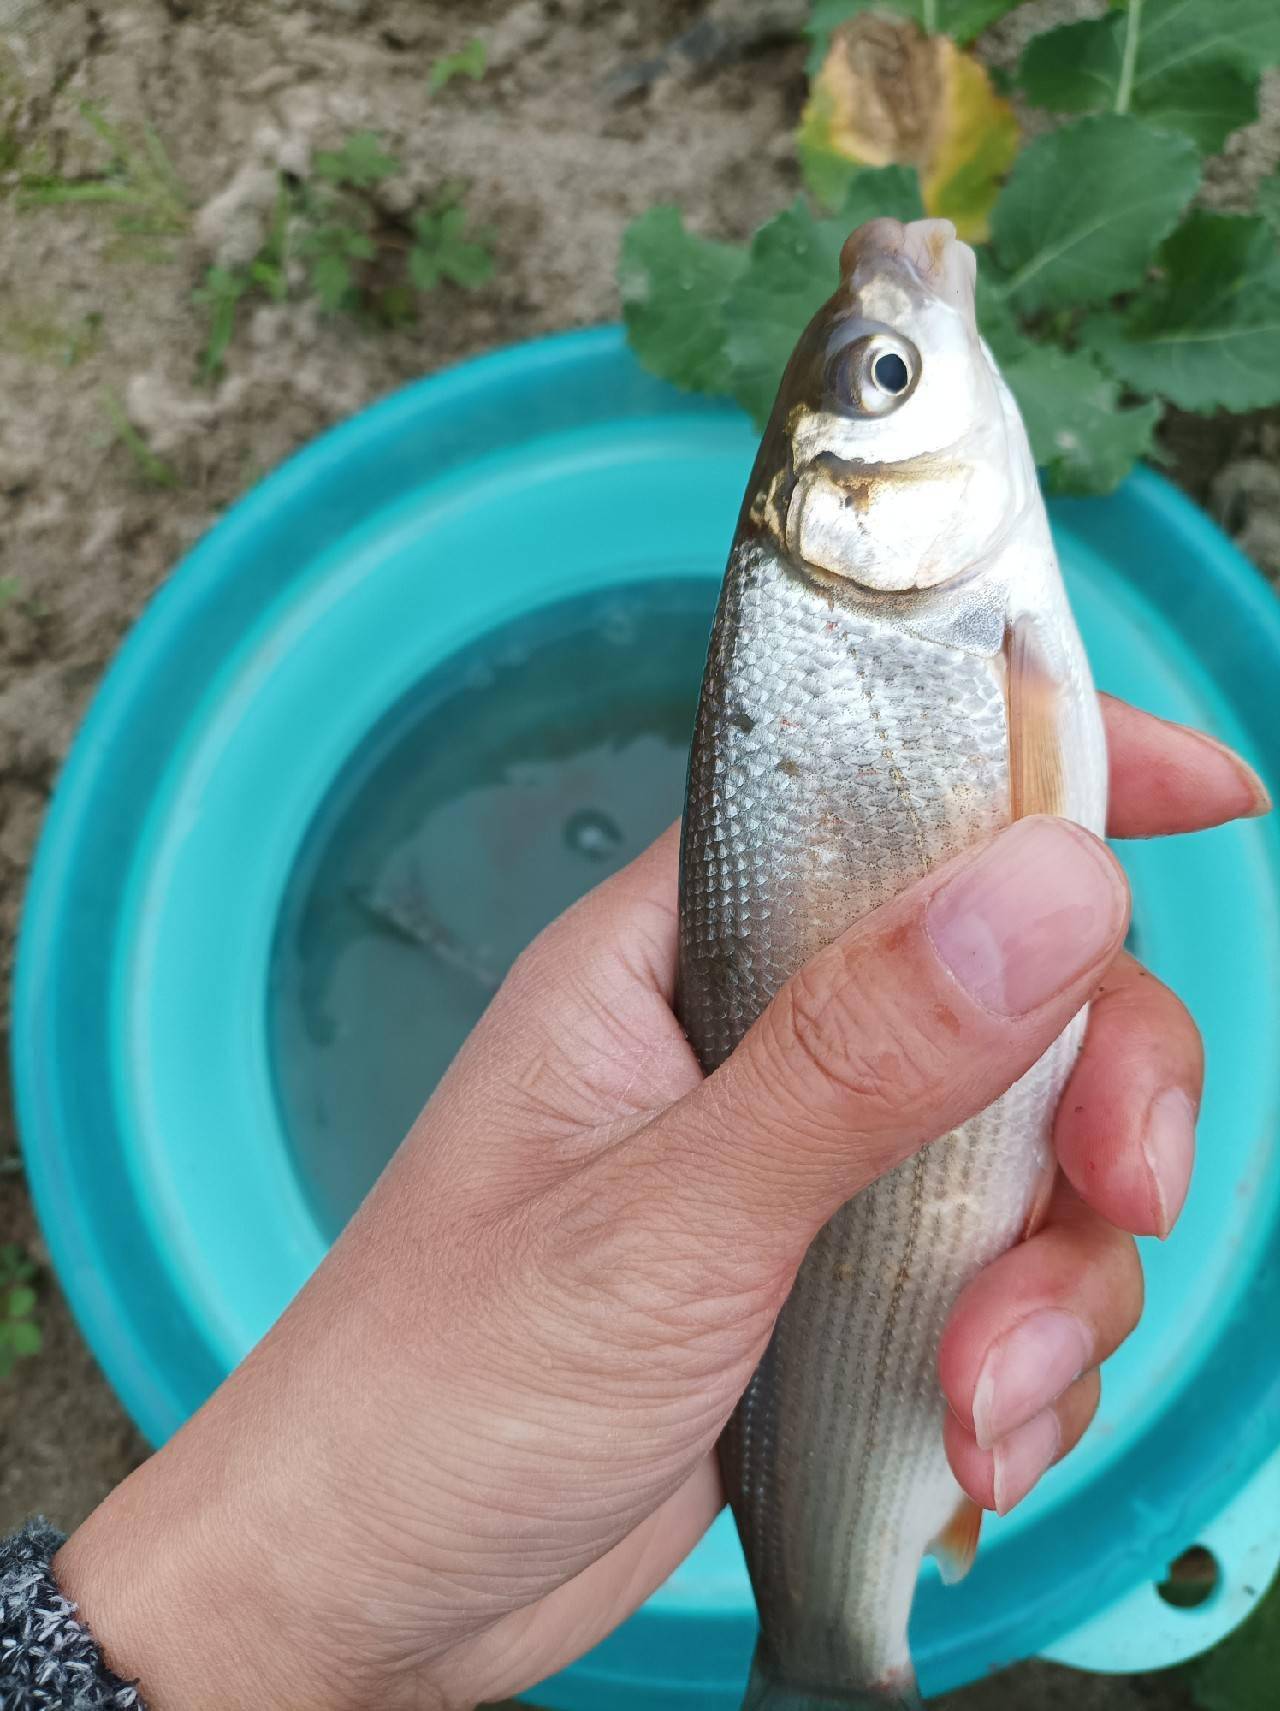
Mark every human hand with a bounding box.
[56,699,1268,1711]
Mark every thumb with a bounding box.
[648,816,1129,1261]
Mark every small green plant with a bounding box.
[408,193,496,291]
[18,101,188,246]
[0,575,20,610]
[0,1243,41,1380]
[194,133,494,379]
[428,38,487,93]
[100,390,179,488]
[312,130,399,191]
[620,0,1280,496]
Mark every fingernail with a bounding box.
[925,819,1127,1018]
[1144,1087,1197,1239]
[1189,728,1272,818]
[993,1408,1061,1516]
[971,1308,1091,1449]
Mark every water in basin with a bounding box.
[270,577,718,1237]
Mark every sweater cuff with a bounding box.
[0,1518,144,1709]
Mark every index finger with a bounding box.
[1102,695,1270,838]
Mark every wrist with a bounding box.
[54,1436,355,1711]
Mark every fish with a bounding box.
[675,216,1108,1710]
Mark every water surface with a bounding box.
[271,578,717,1236]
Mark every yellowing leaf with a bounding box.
[798,13,1017,241]
[926,42,1019,241]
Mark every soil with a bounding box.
[0,2,1272,1707]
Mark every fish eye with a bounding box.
[873,352,909,394]
[827,332,921,418]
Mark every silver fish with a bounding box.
[676,217,1108,1709]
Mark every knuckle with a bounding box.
[776,956,946,1127]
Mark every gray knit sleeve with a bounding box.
[0,1519,144,1710]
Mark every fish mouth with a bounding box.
[782,453,956,593]
[839,217,976,315]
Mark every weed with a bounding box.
[0,1244,41,1381]
[409,195,495,291]
[193,132,495,380]
[192,267,252,382]
[428,38,487,93]
[18,101,188,245]
[313,130,398,190]
[100,390,179,488]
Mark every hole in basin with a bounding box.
[270,577,718,1239]
[1157,1545,1220,1609]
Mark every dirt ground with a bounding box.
[1,1,1275,1705]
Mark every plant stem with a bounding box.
[1115,0,1142,115]
[923,0,938,35]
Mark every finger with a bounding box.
[1056,951,1202,1237]
[1101,694,1270,838]
[938,1179,1141,1449]
[944,1371,1100,1514]
[635,816,1129,1261]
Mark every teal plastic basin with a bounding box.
[13,328,1280,1703]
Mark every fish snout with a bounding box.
[840,216,976,314]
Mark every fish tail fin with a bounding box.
[742,1651,923,1711]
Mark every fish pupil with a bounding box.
[873,352,910,394]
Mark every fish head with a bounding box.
[750,217,1035,594]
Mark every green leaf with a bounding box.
[248,258,287,301]
[407,204,495,295]
[1190,1570,1280,1711]
[408,246,441,291]
[6,1285,37,1319]
[428,38,487,92]
[1004,343,1160,495]
[7,1318,41,1358]
[313,131,399,189]
[990,114,1201,314]
[192,265,249,380]
[0,1245,34,1284]
[720,171,925,425]
[309,252,354,312]
[805,0,1021,70]
[721,206,853,425]
[1129,65,1258,154]
[1082,210,1280,412]
[618,205,748,396]
[442,240,494,288]
[976,256,1033,367]
[1258,172,1280,239]
[826,164,926,232]
[1018,4,1263,153]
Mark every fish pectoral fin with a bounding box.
[929,1494,983,1585]
[1005,613,1066,820]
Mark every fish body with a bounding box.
[676,220,1107,1708]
